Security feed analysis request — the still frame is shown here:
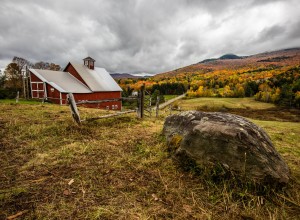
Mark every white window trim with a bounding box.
[31,82,46,98]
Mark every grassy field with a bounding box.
[0,98,300,219]
[164,95,178,102]
[176,97,300,122]
[180,97,276,110]
[0,99,42,105]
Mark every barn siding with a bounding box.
[61,92,122,110]
[46,84,62,104]
[30,72,42,82]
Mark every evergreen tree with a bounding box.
[279,84,294,106]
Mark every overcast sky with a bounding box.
[0,0,299,74]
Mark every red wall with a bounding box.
[30,73,42,82]
[61,91,122,110]
[46,84,62,104]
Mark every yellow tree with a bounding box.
[4,63,23,94]
[223,85,233,97]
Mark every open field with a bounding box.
[1,98,300,219]
[164,95,178,102]
[0,99,42,105]
[177,97,300,122]
[180,97,277,110]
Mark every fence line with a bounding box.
[39,97,137,104]
[158,93,186,109]
[76,98,121,105]
[83,110,137,122]
[76,97,137,105]
[67,84,149,125]
[64,84,188,124]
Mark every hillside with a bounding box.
[155,48,300,78]
[117,48,299,108]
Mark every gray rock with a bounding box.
[163,111,290,184]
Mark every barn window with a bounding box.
[50,88,54,92]
[112,105,115,110]
[106,106,109,110]
[115,105,118,109]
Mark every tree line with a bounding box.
[254,67,300,107]
[0,57,61,99]
[187,67,300,107]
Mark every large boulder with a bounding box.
[163,111,290,185]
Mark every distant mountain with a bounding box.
[219,54,242,60]
[199,54,242,64]
[111,72,153,79]
[155,47,300,78]
[110,73,140,79]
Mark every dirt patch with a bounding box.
[230,108,300,122]
[196,107,300,122]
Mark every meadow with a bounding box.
[0,98,300,219]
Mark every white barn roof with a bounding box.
[30,69,92,93]
[70,62,123,92]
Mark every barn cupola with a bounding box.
[83,56,95,70]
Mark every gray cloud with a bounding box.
[251,0,283,6]
[0,0,300,74]
[288,21,300,39]
[258,25,286,41]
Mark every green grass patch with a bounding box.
[0,99,44,105]
[164,95,178,102]
[253,120,300,179]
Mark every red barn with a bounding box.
[29,57,122,110]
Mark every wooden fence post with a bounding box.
[16,91,19,103]
[149,96,152,117]
[138,84,145,118]
[22,76,26,99]
[156,93,160,118]
[67,93,81,125]
[137,93,140,118]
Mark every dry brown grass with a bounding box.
[0,100,300,219]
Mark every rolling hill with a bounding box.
[155,48,300,79]
[118,48,299,107]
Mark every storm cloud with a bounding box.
[0,0,299,74]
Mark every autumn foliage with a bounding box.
[120,48,300,107]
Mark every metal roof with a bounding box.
[29,69,92,93]
[70,62,123,92]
